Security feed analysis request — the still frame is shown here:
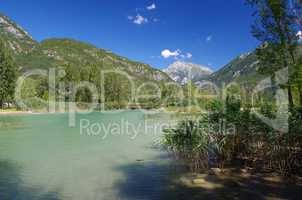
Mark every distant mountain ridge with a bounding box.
[162,53,265,88]
[206,45,301,87]
[0,13,171,83]
[163,48,299,90]
[207,51,262,85]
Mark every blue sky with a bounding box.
[0,0,259,71]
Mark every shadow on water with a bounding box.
[113,160,180,200]
[113,157,302,200]
[0,160,62,200]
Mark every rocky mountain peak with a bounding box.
[0,14,33,40]
[0,14,36,54]
[163,61,213,85]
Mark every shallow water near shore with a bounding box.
[0,111,181,200]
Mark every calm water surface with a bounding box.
[0,111,180,200]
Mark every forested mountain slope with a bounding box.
[0,13,171,84]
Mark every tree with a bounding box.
[292,56,302,105]
[0,39,17,108]
[247,0,301,108]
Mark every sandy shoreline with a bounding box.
[0,111,44,115]
[0,108,175,116]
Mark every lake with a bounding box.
[0,111,182,200]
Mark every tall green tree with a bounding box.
[247,0,301,108]
[0,39,17,108]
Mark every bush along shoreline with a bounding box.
[162,97,302,177]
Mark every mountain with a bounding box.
[0,13,171,84]
[207,45,302,88]
[0,14,36,54]
[163,61,213,85]
[207,52,263,86]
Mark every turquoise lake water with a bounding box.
[0,111,181,200]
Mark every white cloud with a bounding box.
[161,49,192,59]
[161,49,181,58]
[206,35,213,42]
[128,3,158,25]
[186,53,192,59]
[297,31,302,42]
[147,3,156,10]
[129,14,148,25]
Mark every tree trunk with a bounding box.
[271,74,277,98]
[299,85,302,107]
[288,85,294,109]
[280,49,294,109]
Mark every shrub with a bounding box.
[162,98,302,175]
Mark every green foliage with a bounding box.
[205,99,224,113]
[18,77,48,111]
[103,72,132,108]
[247,0,302,107]
[0,39,17,108]
[163,119,211,171]
[225,96,241,123]
[260,102,277,118]
[290,106,302,134]
[163,97,302,175]
[21,38,175,110]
